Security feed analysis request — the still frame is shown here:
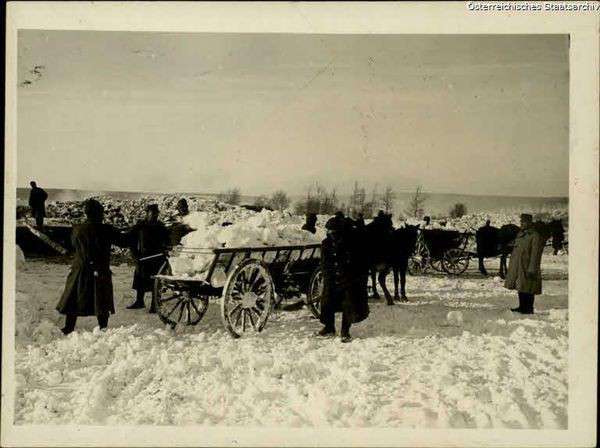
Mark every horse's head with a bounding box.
[395,224,420,252]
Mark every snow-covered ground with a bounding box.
[13,252,568,428]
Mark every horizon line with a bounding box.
[16,185,569,200]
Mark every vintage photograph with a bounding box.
[10,29,574,429]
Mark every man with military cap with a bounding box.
[56,199,129,334]
[504,213,545,314]
[127,204,169,312]
[317,212,369,343]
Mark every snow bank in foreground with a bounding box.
[14,309,568,428]
[170,210,325,278]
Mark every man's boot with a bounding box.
[522,294,535,314]
[61,314,77,335]
[97,314,109,330]
[340,315,352,342]
[510,293,524,313]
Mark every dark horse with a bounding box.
[476,219,564,277]
[363,214,419,304]
[475,222,520,278]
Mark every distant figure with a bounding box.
[168,198,194,246]
[28,181,48,228]
[421,216,431,228]
[355,213,365,228]
[176,198,189,217]
[56,199,128,334]
[505,214,545,314]
[302,213,318,234]
[316,214,369,343]
[127,204,169,312]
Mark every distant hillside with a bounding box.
[17,188,260,205]
[16,187,567,215]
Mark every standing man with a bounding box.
[127,204,169,312]
[56,199,128,334]
[316,213,369,343]
[301,213,318,234]
[176,198,189,218]
[355,213,366,228]
[168,198,193,246]
[505,213,545,314]
[28,181,48,229]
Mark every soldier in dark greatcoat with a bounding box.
[127,204,170,312]
[316,213,369,343]
[28,181,48,228]
[56,199,128,334]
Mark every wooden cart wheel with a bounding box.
[307,268,323,319]
[221,258,274,338]
[154,261,209,328]
[408,242,430,275]
[442,249,470,276]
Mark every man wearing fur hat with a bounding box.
[317,212,369,343]
[504,213,545,314]
[56,199,129,334]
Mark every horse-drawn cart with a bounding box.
[408,229,473,276]
[153,243,323,338]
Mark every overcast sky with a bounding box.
[17,32,568,197]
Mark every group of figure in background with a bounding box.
[56,198,192,335]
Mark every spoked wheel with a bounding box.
[221,259,274,338]
[306,268,323,319]
[408,243,430,276]
[442,249,470,276]
[154,262,210,328]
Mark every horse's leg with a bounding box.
[399,259,408,301]
[478,255,488,276]
[370,268,380,298]
[378,269,393,305]
[499,254,506,279]
[392,265,400,301]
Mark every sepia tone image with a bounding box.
[13,30,569,429]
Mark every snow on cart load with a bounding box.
[169,210,325,279]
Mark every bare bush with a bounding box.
[381,185,395,214]
[270,190,291,211]
[218,188,241,205]
[449,203,467,218]
[405,185,428,218]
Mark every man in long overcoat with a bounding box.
[127,204,169,312]
[504,213,545,314]
[28,181,48,228]
[56,199,128,334]
[317,213,369,343]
